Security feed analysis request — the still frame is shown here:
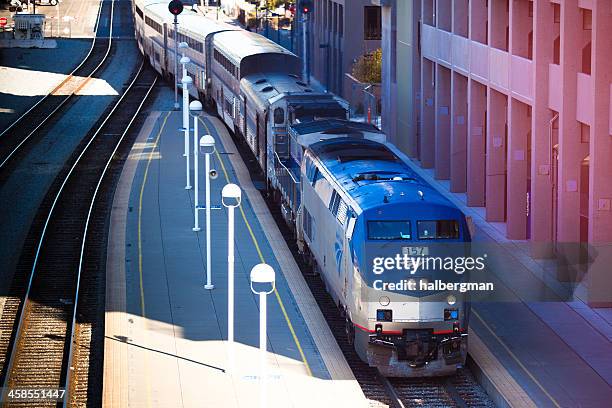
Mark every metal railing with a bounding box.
[273,151,300,217]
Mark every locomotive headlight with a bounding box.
[376,309,392,322]
[444,308,459,321]
[447,295,457,305]
[379,296,390,306]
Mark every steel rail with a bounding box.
[0,0,116,171]
[376,371,407,408]
[0,58,154,405]
[62,61,157,406]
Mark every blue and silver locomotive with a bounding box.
[294,125,470,376]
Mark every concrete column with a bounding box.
[557,0,584,244]
[410,0,421,158]
[486,88,507,222]
[507,98,529,239]
[451,72,467,192]
[467,79,486,206]
[395,0,420,158]
[435,65,451,179]
[420,58,436,168]
[587,0,612,307]
[530,0,555,257]
[380,1,397,145]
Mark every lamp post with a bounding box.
[250,263,276,408]
[168,1,184,109]
[200,134,216,290]
[179,43,189,158]
[181,75,193,190]
[190,100,203,231]
[222,183,241,373]
[179,42,189,73]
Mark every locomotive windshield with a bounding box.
[417,220,460,239]
[367,221,412,240]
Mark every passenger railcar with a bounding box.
[133,0,470,377]
[134,0,236,102]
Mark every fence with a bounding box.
[273,152,300,220]
[344,73,382,129]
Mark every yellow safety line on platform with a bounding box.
[200,117,313,377]
[138,111,170,408]
[139,111,170,317]
[472,309,561,408]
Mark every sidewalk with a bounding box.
[404,160,612,407]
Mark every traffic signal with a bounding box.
[168,0,184,16]
[301,0,313,14]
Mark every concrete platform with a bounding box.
[103,107,367,407]
[403,160,612,408]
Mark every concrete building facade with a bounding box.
[377,0,612,306]
[309,0,381,98]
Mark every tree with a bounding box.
[351,48,382,84]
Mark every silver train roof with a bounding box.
[212,30,297,65]
[137,0,236,39]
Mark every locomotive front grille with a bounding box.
[399,329,436,366]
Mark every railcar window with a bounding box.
[145,16,162,35]
[135,6,143,19]
[417,220,460,239]
[312,168,322,186]
[303,209,313,239]
[368,221,411,240]
[214,48,238,78]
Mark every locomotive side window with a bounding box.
[417,220,460,239]
[311,168,321,186]
[303,209,313,240]
[274,108,284,124]
[304,156,317,183]
[329,191,341,215]
[313,171,334,205]
[368,221,411,240]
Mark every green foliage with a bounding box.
[351,48,382,84]
[264,0,291,9]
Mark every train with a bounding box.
[133,0,470,377]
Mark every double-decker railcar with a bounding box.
[134,0,236,102]
[133,0,347,177]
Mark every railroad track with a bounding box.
[0,0,116,174]
[223,130,495,407]
[0,62,158,407]
[378,369,495,408]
